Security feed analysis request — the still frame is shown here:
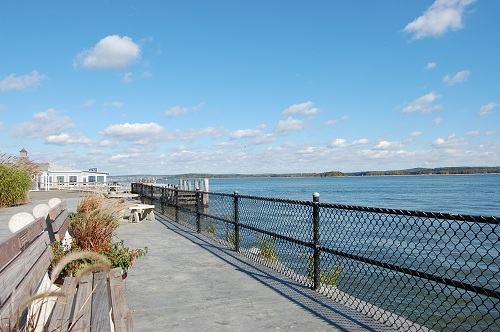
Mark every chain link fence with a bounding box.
[132,183,499,332]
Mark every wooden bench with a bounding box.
[0,201,134,331]
[128,204,155,223]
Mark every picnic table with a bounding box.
[107,193,139,199]
[128,204,155,223]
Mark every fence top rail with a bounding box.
[133,183,499,223]
[320,202,500,224]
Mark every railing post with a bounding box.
[313,192,321,290]
[161,187,165,215]
[234,191,240,252]
[196,188,201,233]
[175,189,179,223]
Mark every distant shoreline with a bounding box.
[109,166,500,180]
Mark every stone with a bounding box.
[9,212,35,233]
[33,203,50,219]
[48,197,62,208]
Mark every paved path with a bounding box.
[0,190,82,242]
[116,213,395,331]
[1,192,396,331]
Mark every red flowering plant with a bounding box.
[49,194,148,279]
[50,239,148,278]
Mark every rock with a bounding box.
[48,197,62,208]
[33,203,50,219]
[9,212,35,233]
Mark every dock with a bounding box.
[0,190,395,331]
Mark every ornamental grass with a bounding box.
[51,193,148,278]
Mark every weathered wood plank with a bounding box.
[0,216,47,268]
[109,268,134,332]
[48,201,67,221]
[0,233,51,309]
[47,277,76,331]
[71,274,93,332]
[91,272,111,332]
[0,236,53,323]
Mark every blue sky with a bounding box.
[1,0,499,175]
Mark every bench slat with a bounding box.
[109,268,134,332]
[91,271,111,332]
[72,274,93,332]
[0,233,52,321]
[48,201,67,221]
[47,277,76,331]
[0,216,47,268]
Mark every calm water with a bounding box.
[204,174,500,217]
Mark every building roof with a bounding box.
[37,163,84,173]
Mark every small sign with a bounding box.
[89,167,98,172]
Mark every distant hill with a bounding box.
[110,166,500,180]
[321,166,500,177]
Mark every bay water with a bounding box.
[204,174,500,217]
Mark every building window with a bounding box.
[56,176,65,183]
[97,176,105,182]
[69,176,77,184]
[88,176,96,182]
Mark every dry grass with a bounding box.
[71,194,136,249]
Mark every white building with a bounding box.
[35,163,109,190]
[19,148,109,191]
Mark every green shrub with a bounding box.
[303,254,343,288]
[0,164,31,207]
[257,234,278,261]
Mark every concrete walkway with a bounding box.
[0,191,396,331]
[116,213,395,331]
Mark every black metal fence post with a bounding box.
[175,189,179,223]
[313,192,320,290]
[196,188,201,233]
[234,191,240,252]
[161,187,165,215]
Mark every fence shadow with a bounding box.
[155,213,395,332]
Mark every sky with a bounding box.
[1,0,499,175]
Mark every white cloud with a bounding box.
[103,101,124,108]
[276,117,306,133]
[101,122,165,142]
[425,62,437,70]
[166,106,189,117]
[165,103,204,118]
[99,140,113,147]
[466,131,480,137]
[174,126,226,141]
[352,138,369,146]
[433,117,443,126]
[402,92,442,113]
[11,109,75,138]
[45,133,93,145]
[404,0,476,39]
[373,140,405,150]
[410,131,423,137]
[82,99,96,107]
[328,138,368,148]
[443,70,470,85]
[329,138,348,148]
[478,102,499,116]
[325,115,349,126]
[0,71,47,92]
[433,133,468,148]
[75,35,141,69]
[282,101,319,115]
[230,126,265,140]
[253,134,276,144]
[122,72,133,83]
